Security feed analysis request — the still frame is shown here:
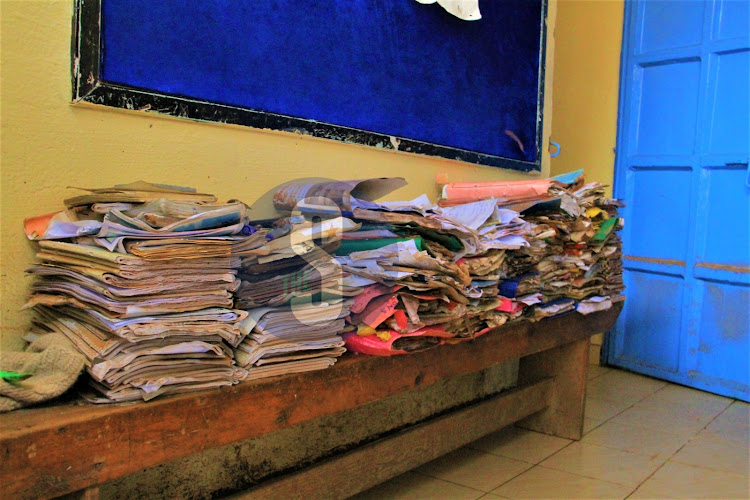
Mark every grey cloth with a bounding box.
[0,333,85,412]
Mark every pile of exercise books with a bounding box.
[232,300,350,380]
[232,216,361,378]
[21,173,625,400]
[268,179,487,355]
[262,173,624,355]
[262,175,624,356]
[22,182,265,402]
[442,171,625,321]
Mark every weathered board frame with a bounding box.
[71,0,549,172]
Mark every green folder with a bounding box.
[590,218,619,244]
[335,237,425,256]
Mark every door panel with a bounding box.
[695,281,750,392]
[618,271,684,373]
[708,50,749,155]
[699,168,750,269]
[626,169,692,261]
[635,62,701,155]
[639,0,705,52]
[713,0,750,40]
[608,0,749,401]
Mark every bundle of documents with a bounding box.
[271,179,526,355]
[324,172,623,352]
[19,173,626,396]
[232,301,350,380]
[232,216,363,374]
[22,182,263,402]
[486,176,625,320]
[28,305,247,402]
[236,217,360,308]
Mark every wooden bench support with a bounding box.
[0,304,621,499]
[517,337,591,440]
[235,379,553,500]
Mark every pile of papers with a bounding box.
[232,216,360,378]
[269,180,478,355]
[440,171,625,321]
[265,180,507,355]
[266,174,624,356]
[232,301,349,380]
[20,173,625,401]
[23,182,265,402]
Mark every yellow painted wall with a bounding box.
[0,1,557,352]
[550,0,624,196]
[550,0,624,354]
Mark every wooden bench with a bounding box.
[0,303,621,499]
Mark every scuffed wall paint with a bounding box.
[0,0,557,352]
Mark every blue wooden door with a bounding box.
[607,0,749,401]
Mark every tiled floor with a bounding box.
[352,367,750,499]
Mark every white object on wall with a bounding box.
[415,0,482,21]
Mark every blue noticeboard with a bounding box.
[74,0,548,171]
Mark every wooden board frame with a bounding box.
[71,0,549,172]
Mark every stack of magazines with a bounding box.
[23,182,264,402]
[21,172,625,400]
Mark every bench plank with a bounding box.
[236,379,553,500]
[0,304,621,499]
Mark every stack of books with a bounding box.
[23,182,263,402]
[21,172,625,400]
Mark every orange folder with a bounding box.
[439,179,563,206]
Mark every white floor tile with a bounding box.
[707,400,750,440]
[586,370,667,404]
[491,465,633,499]
[585,395,633,421]
[588,365,612,380]
[350,471,485,500]
[671,429,750,476]
[611,401,722,438]
[638,384,733,414]
[416,447,532,492]
[630,461,750,499]
[581,420,690,458]
[582,416,605,435]
[540,441,665,487]
[469,426,571,465]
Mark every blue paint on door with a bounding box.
[607,0,750,401]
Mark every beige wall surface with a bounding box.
[549,0,625,354]
[550,0,624,196]
[0,1,558,351]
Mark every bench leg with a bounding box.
[516,338,590,440]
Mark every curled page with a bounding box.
[273,178,407,213]
[24,210,102,240]
[64,181,217,208]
